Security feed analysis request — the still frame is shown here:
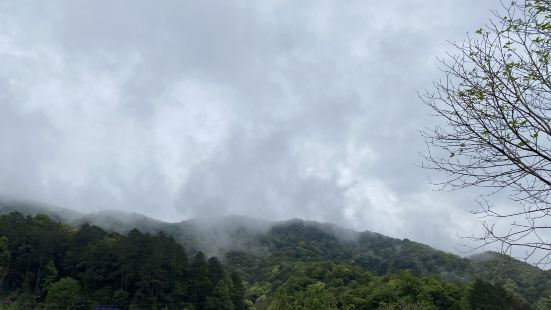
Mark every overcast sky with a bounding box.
[0,0,503,253]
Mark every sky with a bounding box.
[0,0,504,253]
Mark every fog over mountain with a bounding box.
[0,0,504,254]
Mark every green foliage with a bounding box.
[0,236,9,267]
[536,295,551,310]
[0,212,548,309]
[243,261,526,310]
[190,251,212,307]
[45,277,82,309]
[225,221,548,308]
[231,272,247,310]
[270,281,336,310]
[205,278,235,310]
[244,261,457,309]
[467,278,524,310]
[470,252,548,305]
[0,212,245,309]
[0,236,9,288]
[41,260,58,291]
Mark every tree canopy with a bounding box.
[422,0,551,264]
[0,213,547,309]
[0,212,245,309]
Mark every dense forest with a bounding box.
[1,204,551,309]
[0,212,246,309]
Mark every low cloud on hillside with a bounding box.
[0,0,501,253]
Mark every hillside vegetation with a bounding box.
[1,202,551,309]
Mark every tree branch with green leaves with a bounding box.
[422,0,551,265]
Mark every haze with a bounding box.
[0,0,502,253]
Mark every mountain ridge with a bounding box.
[1,199,549,305]
[0,199,537,266]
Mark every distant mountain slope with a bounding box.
[0,199,83,223]
[1,200,550,304]
[224,220,551,304]
[469,252,551,304]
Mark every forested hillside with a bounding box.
[0,212,246,309]
[1,202,551,309]
[223,220,550,309]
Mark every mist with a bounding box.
[0,0,503,254]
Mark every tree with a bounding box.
[422,0,551,264]
[230,272,247,310]
[468,279,514,310]
[45,277,82,309]
[269,281,336,310]
[205,279,235,310]
[0,236,10,290]
[40,260,58,291]
[207,257,225,286]
[0,236,9,266]
[190,252,212,307]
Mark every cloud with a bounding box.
[0,0,501,252]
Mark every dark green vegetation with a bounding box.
[1,202,551,309]
[223,221,548,309]
[0,212,246,309]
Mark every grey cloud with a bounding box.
[177,127,350,224]
[0,0,503,253]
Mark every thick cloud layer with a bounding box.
[0,0,501,252]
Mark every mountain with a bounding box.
[221,220,550,305]
[0,199,83,223]
[0,211,247,309]
[1,200,550,308]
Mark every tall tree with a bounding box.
[190,252,211,308]
[422,0,551,264]
[230,272,247,310]
[207,257,225,286]
[0,236,10,290]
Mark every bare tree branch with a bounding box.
[422,0,551,266]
